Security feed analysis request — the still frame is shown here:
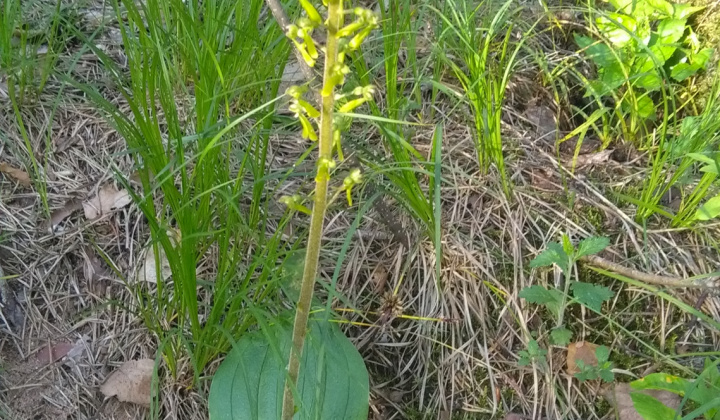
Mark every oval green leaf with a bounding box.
[209,319,369,420]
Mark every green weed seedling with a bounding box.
[433,0,537,196]
[574,345,614,383]
[576,0,713,140]
[519,235,614,346]
[209,1,377,419]
[635,76,720,225]
[630,360,720,420]
[518,339,548,368]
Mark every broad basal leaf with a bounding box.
[209,319,369,420]
[576,236,610,258]
[630,392,678,420]
[571,282,614,312]
[632,373,691,396]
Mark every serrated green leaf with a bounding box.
[647,41,677,65]
[519,285,564,318]
[687,152,719,175]
[607,0,633,13]
[600,368,615,382]
[672,3,704,19]
[670,62,701,81]
[529,242,569,273]
[571,282,614,312]
[622,95,655,119]
[632,54,663,91]
[550,327,573,346]
[576,236,610,258]
[647,0,674,16]
[695,195,720,221]
[600,61,628,93]
[657,18,686,44]
[596,13,637,47]
[595,345,610,362]
[209,319,369,420]
[693,48,714,68]
[630,392,678,420]
[574,34,622,68]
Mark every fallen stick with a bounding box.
[265,0,321,103]
[580,255,719,289]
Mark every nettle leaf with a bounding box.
[596,13,637,47]
[600,61,628,92]
[657,18,686,44]
[630,392,678,420]
[574,34,621,68]
[550,327,573,346]
[631,55,663,91]
[695,195,720,221]
[599,368,615,383]
[576,236,610,259]
[530,242,570,273]
[519,285,564,318]
[571,282,614,312]
[595,345,610,362]
[672,3,705,19]
[648,41,677,65]
[646,0,674,16]
[622,95,655,119]
[687,152,720,175]
[670,62,701,81]
[209,319,369,420]
[694,48,714,68]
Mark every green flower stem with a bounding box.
[281,1,343,419]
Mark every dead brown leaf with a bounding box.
[566,341,599,374]
[35,342,75,365]
[371,265,389,294]
[562,149,613,168]
[136,245,172,284]
[529,168,560,191]
[0,162,31,188]
[83,184,132,220]
[83,246,112,295]
[47,199,83,232]
[558,136,602,155]
[100,359,155,406]
[524,104,557,143]
[602,383,681,420]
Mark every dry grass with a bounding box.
[2,1,720,420]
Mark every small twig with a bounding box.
[580,255,719,288]
[264,0,319,88]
